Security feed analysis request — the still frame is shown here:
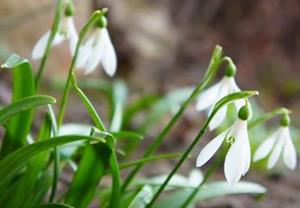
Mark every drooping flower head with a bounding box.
[253,114,297,170]
[75,13,117,76]
[196,58,243,131]
[32,1,78,60]
[196,102,251,185]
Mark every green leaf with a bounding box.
[0,54,35,158]
[0,95,56,125]
[154,181,266,208]
[22,172,52,208]
[0,135,100,189]
[65,143,112,208]
[111,131,144,141]
[6,114,52,208]
[35,203,74,208]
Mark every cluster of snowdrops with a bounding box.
[0,1,297,208]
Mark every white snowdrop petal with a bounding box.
[52,33,65,46]
[188,169,204,186]
[196,130,228,167]
[75,35,94,69]
[224,120,248,185]
[208,105,227,131]
[230,77,241,93]
[224,136,245,185]
[196,81,222,111]
[282,128,297,170]
[100,28,117,76]
[84,30,105,74]
[253,136,276,162]
[32,31,51,60]
[241,123,251,175]
[267,130,285,169]
[67,17,78,56]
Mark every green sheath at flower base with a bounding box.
[64,1,75,17]
[238,104,250,120]
[280,114,291,127]
[223,57,236,77]
[96,16,108,28]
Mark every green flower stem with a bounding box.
[146,91,258,207]
[34,0,64,91]
[71,74,121,208]
[121,45,223,193]
[117,153,184,172]
[57,10,105,128]
[248,107,291,129]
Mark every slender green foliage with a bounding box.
[0,54,35,158]
[121,45,223,192]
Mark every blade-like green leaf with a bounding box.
[0,54,35,158]
[0,135,100,189]
[111,131,144,141]
[154,181,266,208]
[35,203,74,208]
[0,95,56,126]
[64,143,111,208]
[7,114,52,208]
[22,172,52,208]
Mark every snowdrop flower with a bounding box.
[196,60,243,131]
[32,3,78,60]
[76,16,117,76]
[253,114,297,170]
[196,104,251,185]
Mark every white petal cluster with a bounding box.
[196,76,243,130]
[253,126,297,170]
[76,28,117,76]
[196,118,250,185]
[32,16,78,60]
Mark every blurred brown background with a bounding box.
[0,1,300,207]
[1,0,299,120]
